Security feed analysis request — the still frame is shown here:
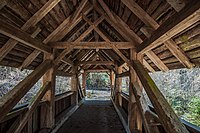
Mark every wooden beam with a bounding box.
[15,82,51,133]
[19,49,41,70]
[94,3,136,43]
[108,44,188,132]
[143,59,155,72]
[116,71,130,78]
[53,3,93,41]
[71,65,78,105]
[122,0,194,69]
[121,0,159,29]
[0,60,52,122]
[0,27,41,64]
[164,40,195,68]
[166,0,188,12]
[93,1,100,42]
[20,3,92,69]
[131,82,160,133]
[62,57,74,66]
[0,0,61,61]
[0,19,51,53]
[114,65,122,106]
[97,0,117,23]
[0,0,9,9]
[76,15,104,42]
[137,0,200,54]
[70,0,88,22]
[94,4,166,71]
[145,51,169,71]
[56,70,73,77]
[133,0,195,69]
[40,52,56,128]
[54,46,74,65]
[50,42,134,49]
[79,61,114,66]
[131,60,189,133]
[85,69,110,72]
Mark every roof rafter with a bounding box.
[0,0,62,62]
[0,20,51,53]
[19,2,93,69]
[123,0,198,68]
[95,1,162,71]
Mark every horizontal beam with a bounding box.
[49,42,134,49]
[56,70,74,77]
[116,71,130,78]
[0,20,51,54]
[137,0,200,53]
[78,61,114,66]
[84,69,110,73]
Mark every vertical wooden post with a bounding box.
[110,70,115,98]
[71,65,78,105]
[82,70,87,96]
[115,65,122,106]
[40,50,55,129]
[128,48,142,132]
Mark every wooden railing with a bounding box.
[120,92,200,133]
[0,91,74,133]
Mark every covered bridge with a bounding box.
[0,0,199,133]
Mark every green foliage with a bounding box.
[86,72,110,89]
[185,97,200,126]
[149,67,200,127]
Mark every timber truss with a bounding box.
[0,0,199,133]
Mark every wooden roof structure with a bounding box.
[0,0,199,74]
[0,0,200,133]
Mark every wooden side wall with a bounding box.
[0,92,73,133]
[119,93,200,133]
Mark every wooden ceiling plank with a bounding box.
[19,2,91,69]
[121,0,159,29]
[0,0,60,61]
[62,57,74,66]
[143,59,155,72]
[122,0,195,68]
[54,4,93,41]
[54,45,74,65]
[94,4,165,71]
[93,1,100,42]
[0,27,41,63]
[94,2,136,43]
[76,15,104,42]
[97,0,117,23]
[137,0,200,54]
[166,0,188,12]
[145,51,169,71]
[70,0,88,22]
[0,20,51,53]
[0,0,8,9]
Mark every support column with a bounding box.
[128,49,142,132]
[114,65,122,106]
[110,70,115,98]
[71,65,78,106]
[82,71,87,96]
[40,51,55,129]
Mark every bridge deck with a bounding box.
[56,100,125,133]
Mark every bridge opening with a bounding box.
[84,72,111,100]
